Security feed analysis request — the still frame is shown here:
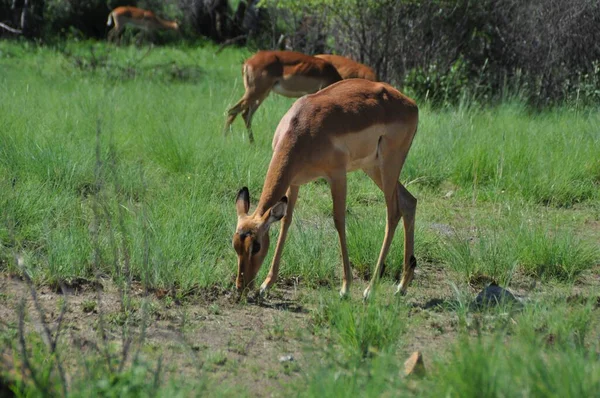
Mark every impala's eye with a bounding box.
[252,241,261,255]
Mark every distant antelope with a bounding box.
[232,79,419,300]
[224,50,343,143]
[315,54,378,81]
[106,6,179,44]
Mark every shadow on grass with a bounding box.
[246,295,308,314]
[412,297,461,312]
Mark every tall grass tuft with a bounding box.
[441,230,517,285]
[312,293,408,361]
[440,220,599,284]
[515,224,600,280]
[430,331,600,397]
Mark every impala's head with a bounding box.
[233,187,287,292]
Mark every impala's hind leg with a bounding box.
[395,183,417,295]
[363,135,416,299]
[224,98,247,134]
[329,172,352,297]
[241,93,269,143]
[224,89,269,143]
[108,26,122,43]
[362,169,401,300]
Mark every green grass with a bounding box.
[1,41,598,290]
[0,40,599,397]
[441,219,599,283]
[298,292,600,398]
[311,292,409,360]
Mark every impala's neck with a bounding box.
[255,150,295,216]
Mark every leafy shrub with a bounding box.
[404,57,472,107]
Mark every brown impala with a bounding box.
[224,50,343,143]
[106,6,179,43]
[315,54,378,81]
[232,79,419,299]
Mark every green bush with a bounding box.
[404,57,472,107]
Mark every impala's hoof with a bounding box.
[395,286,407,296]
[234,291,243,303]
[339,287,348,299]
[259,284,268,298]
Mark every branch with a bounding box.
[0,22,22,34]
[215,35,247,55]
[18,258,68,395]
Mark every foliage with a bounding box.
[260,0,600,107]
[404,57,472,107]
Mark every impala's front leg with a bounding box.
[330,174,351,297]
[259,185,299,296]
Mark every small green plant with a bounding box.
[82,299,97,313]
[206,351,228,371]
[266,318,286,341]
[281,359,300,375]
[227,340,248,356]
[208,303,221,315]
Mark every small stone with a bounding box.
[404,351,425,377]
[279,354,294,363]
[444,190,454,198]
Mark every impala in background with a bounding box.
[224,50,342,143]
[107,6,179,44]
[315,54,378,81]
[232,79,419,300]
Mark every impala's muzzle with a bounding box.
[236,254,260,293]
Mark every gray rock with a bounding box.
[472,283,521,308]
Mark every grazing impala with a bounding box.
[315,54,378,81]
[106,6,179,43]
[224,50,342,143]
[232,79,419,299]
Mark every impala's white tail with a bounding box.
[106,13,113,27]
[242,63,252,92]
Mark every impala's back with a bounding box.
[271,79,418,186]
[315,54,378,81]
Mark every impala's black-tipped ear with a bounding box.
[265,196,287,225]
[236,187,250,216]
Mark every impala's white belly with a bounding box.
[125,19,153,30]
[272,75,326,98]
[332,124,388,172]
[286,125,390,186]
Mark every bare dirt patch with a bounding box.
[3,262,598,395]
[0,274,315,396]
